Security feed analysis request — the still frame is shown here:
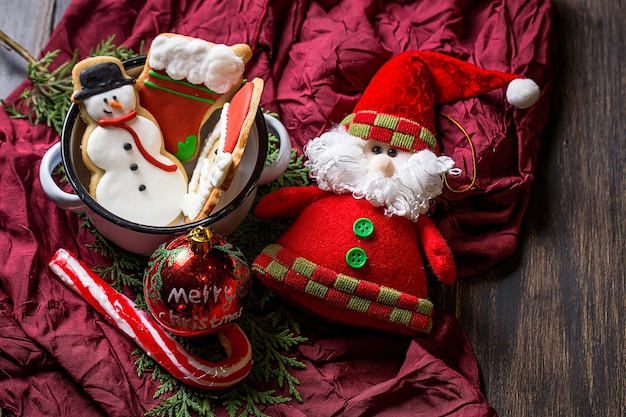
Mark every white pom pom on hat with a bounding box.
[506,78,541,109]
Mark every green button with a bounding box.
[346,247,367,269]
[353,218,374,238]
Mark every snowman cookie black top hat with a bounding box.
[73,61,136,101]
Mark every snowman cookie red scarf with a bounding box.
[98,110,177,172]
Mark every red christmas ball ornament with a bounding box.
[144,226,251,337]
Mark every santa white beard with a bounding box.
[304,128,455,221]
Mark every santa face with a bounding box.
[363,140,412,176]
[304,127,455,221]
[83,84,137,121]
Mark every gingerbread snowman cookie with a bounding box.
[71,57,188,227]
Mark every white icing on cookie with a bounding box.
[210,153,233,188]
[83,85,187,226]
[181,103,234,220]
[149,35,245,94]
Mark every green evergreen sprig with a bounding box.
[2,35,143,135]
[79,213,146,302]
[2,48,76,133]
[221,383,292,417]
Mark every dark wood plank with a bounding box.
[456,0,626,415]
[0,0,56,99]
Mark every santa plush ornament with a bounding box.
[252,51,539,336]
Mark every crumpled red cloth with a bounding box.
[0,0,551,415]
[262,312,497,417]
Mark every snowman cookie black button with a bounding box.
[123,142,132,150]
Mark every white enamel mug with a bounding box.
[39,56,291,256]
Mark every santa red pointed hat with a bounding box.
[340,51,540,154]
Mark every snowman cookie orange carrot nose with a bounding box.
[107,99,122,109]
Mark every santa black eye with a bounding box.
[387,148,397,157]
[372,146,382,154]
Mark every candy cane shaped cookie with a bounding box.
[48,248,253,389]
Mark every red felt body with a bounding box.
[256,188,455,290]
[0,0,551,415]
[254,190,456,335]
[279,194,430,297]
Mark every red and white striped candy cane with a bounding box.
[48,248,253,390]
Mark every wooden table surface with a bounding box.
[1,0,624,416]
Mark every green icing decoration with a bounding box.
[175,134,198,161]
[148,69,218,94]
[143,79,216,104]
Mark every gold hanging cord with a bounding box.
[440,112,477,193]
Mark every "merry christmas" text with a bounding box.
[167,284,235,306]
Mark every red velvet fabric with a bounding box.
[0,0,551,415]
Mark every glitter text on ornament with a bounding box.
[159,284,243,332]
[167,284,235,308]
[158,306,244,332]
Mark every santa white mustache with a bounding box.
[304,127,456,222]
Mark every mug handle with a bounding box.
[39,142,86,212]
[259,114,292,186]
